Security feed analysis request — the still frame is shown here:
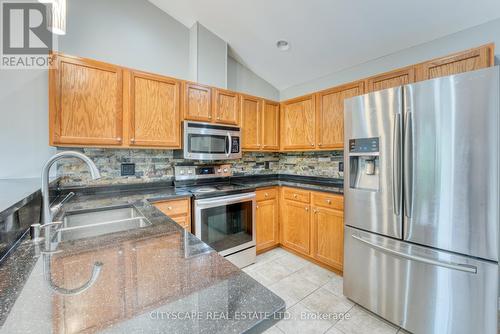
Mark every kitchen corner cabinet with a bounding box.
[280,95,316,151]
[316,81,364,149]
[366,67,414,93]
[241,97,280,151]
[183,82,213,122]
[49,54,124,146]
[280,188,311,255]
[262,100,280,150]
[128,71,181,148]
[256,188,279,252]
[213,88,240,125]
[416,44,494,81]
[241,95,262,150]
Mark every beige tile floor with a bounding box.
[243,247,408,334]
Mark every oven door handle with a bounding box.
[226,132,232,157]
[195,193,256,208]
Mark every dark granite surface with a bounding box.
[0,186,284,334]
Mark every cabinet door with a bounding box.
[281,95,316,150]
[50,55,123,146]
[366,67,414,92]
[214,89,239,125]
[183,82,212,122]
[416,44,494,81]
[171,215,191,233]
[256,197,279,252]
[316,82,363,149]
[241,95,262,150]
[262,100,280,151]
[281,199,311,255]
[129,71,181,148]
[52,247,126,333]
[312,207,344,271]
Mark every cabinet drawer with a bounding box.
[256,188,278,201]
[283,188,310,203]
[153,198,190,217]
[312,192,343,211]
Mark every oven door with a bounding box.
[184,122,242,160]
[194,193,256,256]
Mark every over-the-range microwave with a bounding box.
[174,121,242,160]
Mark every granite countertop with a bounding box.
[0,187,285,334]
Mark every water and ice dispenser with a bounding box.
[348,137,380,191]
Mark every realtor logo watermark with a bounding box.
[1,0,56,69]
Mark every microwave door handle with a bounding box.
[227,132,232,157]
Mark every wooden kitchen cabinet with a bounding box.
[415,44,494,81]
[280,187,311,255]
[153,198,191,232]
[128,71,181,148]
[49,54,124,146]
[256,188,279,253]
[316,81,364,149]
[52,246,126,334]
[281,95,316,151]
[241,95,262,150]
[311,207,344,271]
[213,88,240,125]
[366,67,414,92]
[183,82,213,122]
[262,100,280,151]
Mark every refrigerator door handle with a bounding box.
[351,234,477,274]
[404,111,414,218]
[392,113,402,216]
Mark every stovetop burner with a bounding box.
[192,186,218,193]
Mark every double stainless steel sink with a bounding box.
[53,206,151,242]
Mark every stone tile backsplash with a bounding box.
[56,148,343,186]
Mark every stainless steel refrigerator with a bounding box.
[343,66,499,334]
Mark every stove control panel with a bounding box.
[175,164,232,180]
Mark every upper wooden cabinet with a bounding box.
[316,81,364,149]
[128,71,181,148]
[416,44,494,81]
[262,100,280,151]
[241,96,280,152]
[183,82,212,122]
[241,95,262,150]
[213,88,240,125]
[49,54,123,146]
[281,95,316,151]
[366,67,414,93]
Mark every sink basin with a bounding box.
[54,206,151,242]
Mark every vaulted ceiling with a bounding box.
[149,0,500,90]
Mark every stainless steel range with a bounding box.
[175,165,256,268]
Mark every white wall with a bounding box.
[227,56,279,101]
[280,18,500,100]
[191,23,228,88]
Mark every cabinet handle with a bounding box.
[131,138,135,143]
[265,193,269,197]
[217,117,220,120]
[168,206,172,210]
[117,137,122,141]
[313,209,318,214]
[293,194,298,198]
[325,199,332,204]
[319,143,322,146]
[256,205,259,209]
[310,143,314,147]
[305,207,309,211]
[209,115,212,119]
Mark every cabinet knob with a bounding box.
[305,207,309,211]
[256,205,259,209]
[319,143,322,146]
[117,137,122,141]
[310,143,314,147]
[168,206,172,210]
[326,199,332,204]
[265,193,269,197]
[131,138,135,143]
[293,194,298,198]
[209,115,212,119]
[313,209,318,214]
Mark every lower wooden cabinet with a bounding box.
[280,198,311,256]
[256,188,279,252]
[153,198,191,232]
[312,207,344,271]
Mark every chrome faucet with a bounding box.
[36,151,101,250]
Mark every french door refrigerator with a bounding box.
[343,66,499,334]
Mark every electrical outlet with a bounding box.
[121,163,135,176]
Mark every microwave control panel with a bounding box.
[231,137,240,153]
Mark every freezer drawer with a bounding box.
[344,226,498,334]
